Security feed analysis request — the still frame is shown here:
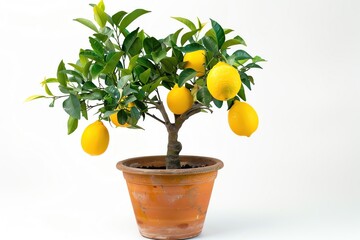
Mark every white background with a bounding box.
[1,0,360,239]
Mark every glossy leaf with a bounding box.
[25,95,45,102]
[238,84,246,101]
[151,50,167,64]
[160,57,177,74]
[178,43,205,53]
[82,81,97,90]
[139,68,151,84]
[172,17,196,31]
[89,37,104,56]
[246,62,262,69]
[112,10,127,26]
[67,116,78,135]
[143,37,161,55]
[102,52,122,74]
[93,5,107,28]
[122,28,139,53]
[240,72,251,90]
[170,28,183,45]
[213,99,223,108]
[178,69,197,87]
[63,94,81,119]
[202,36,218,52]
[210,19,225,49]
[44,83,53,96]
[57,60,68,87]
[196,87,212,106]
[90,63,104,77]
[81,101,88,120]
[117,109,127,125]
[181,30,197,46]
[73,18,98,32]
[252,55,266,63]
[119,9,150,35]
[221,36,246,51]
[233,50,252,61]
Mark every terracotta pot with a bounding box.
[116,155,223,240]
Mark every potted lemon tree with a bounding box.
[27,1,265,239]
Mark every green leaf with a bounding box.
[160,57,177,74]
[79,49,104,62]
[57,60,68,87]
[117,109,128,125]
[202,36,218,52]
[90,63,104,77]
[82,81,97,90]
[143,37,161,55]
[105,85,121,102]
[178,43,205,53]
[221,36,247,51]
[112,10,127,26]
[102,52,122,74]
[240,72,251,90]
[80,101,88,120]
[93,5,107,28]
[67,116,78,135]
[42,82,53,96]
[172,17,196,31]
[139,68,151,84]
[213,99,223,108]
[151,50,167,64]
[130,107,141,121]
[63,94,81,119]
[119,9,150,35]
[238,84,246,101]
[89,37,104,56]
[210,19,225,49]
[81,90,106,100]
[181,30,198,46]
[170,28,183,45]
[73,18,98,32]
[246,62,262,69]
[233,50,252,60]
[122,28,139,53]
[25,95,45,102]
[118,75,132,89]
[137,57,156,70]
[178,69,197,87]
[61,70,84,82]
[196,87,212,106]
[252,55,266,63]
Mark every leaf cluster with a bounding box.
[27,0,265,134]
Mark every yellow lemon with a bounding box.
[183,50,206,77]
[81,120,110,155]
[207,62,241,101]
[167,84,193,115]
[110,102,135,127]
[228,100,258,137]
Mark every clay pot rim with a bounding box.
[116,155,224,175]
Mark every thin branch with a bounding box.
[156,101,171,126]
[145,112,166,125]
[175,102,212,128]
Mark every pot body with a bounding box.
[117,155,223,240]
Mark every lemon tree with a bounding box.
[28,0,265,169]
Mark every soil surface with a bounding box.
[138,164,207,169]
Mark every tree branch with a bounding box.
[145,112,166,125]
[175,102,212,128]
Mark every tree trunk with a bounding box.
[166,124,182,169]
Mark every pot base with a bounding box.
[117,156,223,240]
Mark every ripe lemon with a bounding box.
[110,102,135,127]
[81,120,110,156]
[207,62,241,101]
[167,84,193,115]
[183,50,206,77]
[228,100,258,137]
